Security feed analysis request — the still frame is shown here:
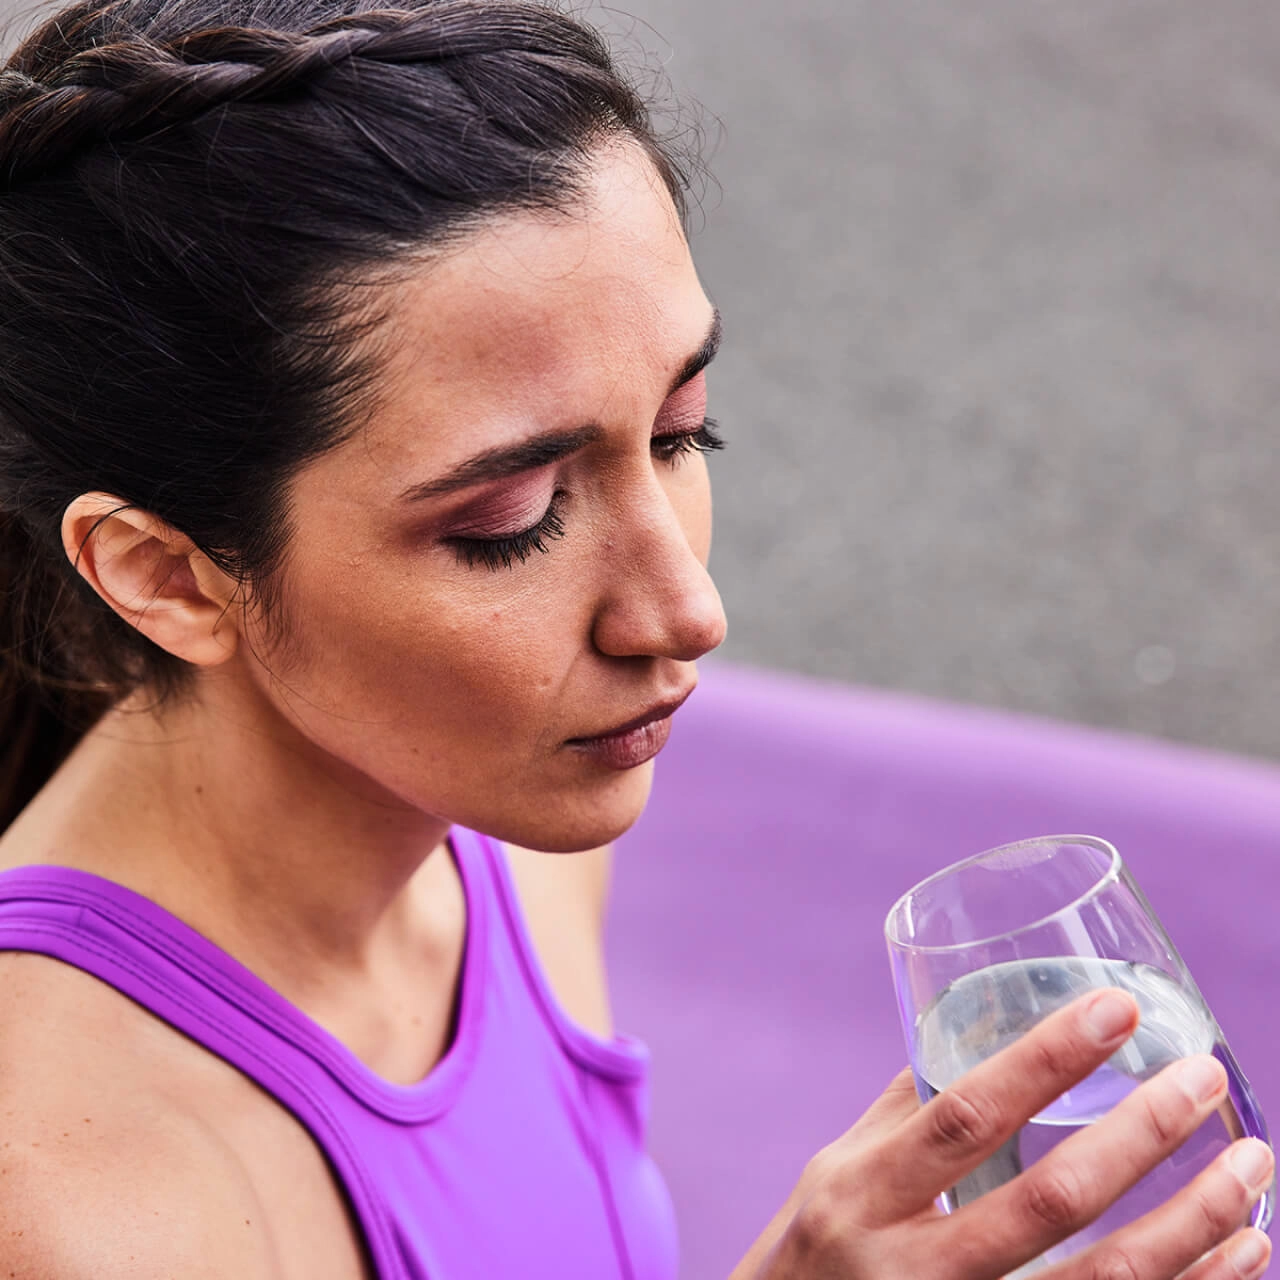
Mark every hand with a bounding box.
[733,989,1273,1280]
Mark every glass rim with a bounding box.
[883,834,1123,954]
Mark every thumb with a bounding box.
[843,1067,921,1144]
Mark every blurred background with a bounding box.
[589,0,1280,760]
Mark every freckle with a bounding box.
[195,785,204,796]
[83,1118,92,1123]
[29,1142,38,1148]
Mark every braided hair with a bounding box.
[0,0,693,828]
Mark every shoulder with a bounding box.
[0,952,281,1279]
[500,842,614,1038]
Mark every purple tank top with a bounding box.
[0,827,679,1280]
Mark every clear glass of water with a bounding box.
[884,834,1273,1275]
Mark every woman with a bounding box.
[0,0,1270,1276]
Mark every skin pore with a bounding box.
[0,139,727,1086]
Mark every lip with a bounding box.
[570,688,695,743]
[566,687,695,770]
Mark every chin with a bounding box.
[477,759,657,854]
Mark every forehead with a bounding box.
[356,142,710,468]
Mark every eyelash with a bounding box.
[449,416,726,571]
[449,492,568,571]
[650,416,725,464]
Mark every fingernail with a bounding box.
[1230,1140,1274,1191]
[1085,991,1135,1043]
[1176,1055,1226,1103]
[1230,1229,1269,1278]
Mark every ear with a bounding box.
[61,492,240,667]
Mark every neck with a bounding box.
[3,675,455,988]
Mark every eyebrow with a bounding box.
[399,308,723,504]
[668,307,722,397]
[398,424,604,503]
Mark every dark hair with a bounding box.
[0,0,693,828]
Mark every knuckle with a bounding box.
[1083,1247,1142,1280]
[928,1087,1000,1153]
[1139,1084,1189,1148]
[1023,1163,1089,1233]
[788,1187,844,1262]
[1024,1034,1069,1083]
[1188,1181,1240,1242]
[799,1143,843,1195]
[943,1231,1010,1280]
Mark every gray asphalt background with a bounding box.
[591,0,1280,761]
[6,0,1280,758]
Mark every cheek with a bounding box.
[251,551,579,739]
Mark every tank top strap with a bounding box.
[0,840,495,1117]
[0,862,455,1280]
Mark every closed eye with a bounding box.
[446,491,568,570]
[651,417,725,465]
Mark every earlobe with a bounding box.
[61,492,240,667]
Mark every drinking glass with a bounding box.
[884,834,1272,1275]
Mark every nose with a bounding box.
[590,489,728,663]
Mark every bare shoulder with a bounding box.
[500,843,615,1037]
[0,952,281,1279]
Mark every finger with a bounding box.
[1043,1141,1273,1280]
[1178,1227,1271,1280]
[943,1054,1241,1273]
[848,1067,920,1141]
[851,987,1139,1222]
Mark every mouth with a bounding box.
[566,687,695,770]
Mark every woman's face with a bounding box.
[239,142,727,852]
